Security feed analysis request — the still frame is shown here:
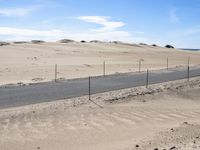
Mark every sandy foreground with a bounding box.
[0,42,200,85]
[1,77,200,150]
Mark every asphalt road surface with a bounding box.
[0,67,200,109]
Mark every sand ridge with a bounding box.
[0,42,199,85]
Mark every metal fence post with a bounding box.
[139,60,141,73]
[88,76,103,108]
[103,61,106,77]
[187,56,190,81]
[187,66,190,81]
[146,69,149,88]
[55,64,57,82]
[167,57,169,70]
[89,76,91,100]
[138,59,144,73]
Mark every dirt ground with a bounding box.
[1,78,200,150]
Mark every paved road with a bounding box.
[0,67,200,109]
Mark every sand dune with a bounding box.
[1,42,200,150]
[0,42,199,85]
[1,78,200,150]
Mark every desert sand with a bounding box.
[1,77,200,150]
[0,41,200,85]
[1,41,200,150]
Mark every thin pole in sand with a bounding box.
[139,59,144,73]
[146,69,149,88]
[55,64,57,82]
[89,76,91,100]
[139,60,141,73]
[187,56,190,81]
[88,76,103,108]
[167,57,169,70]
[103,61,106,77]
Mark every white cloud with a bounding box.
[0,26,147,43]
[0,27,66,41]
[77,16,125,32]
[0,27,63,36]
[0,16,147,43]
[0,7,35,17]
[169,8,180,23]
[0,14,148,43]
[73,16,145,42]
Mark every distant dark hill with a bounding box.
[179,48,200,51]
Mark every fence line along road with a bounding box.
[0,66,200,109]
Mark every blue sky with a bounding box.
[0,0,200,48]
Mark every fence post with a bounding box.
[103,61,106,77]
[138,59,144,73]
[55,64,57,82]
[89,76,91,100]
[187,56,190,81]
[167,57,169,70]
[187,66,190,81]
[146,69,149,88]
[139,60,141,72]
